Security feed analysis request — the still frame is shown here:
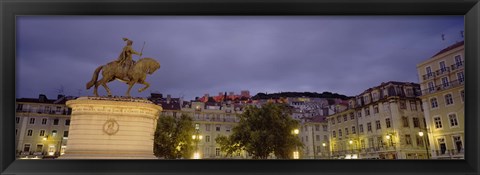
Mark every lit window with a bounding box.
[39,130,45,136]
[434,117,443,129]
[215,148,220,156]
[449,114,458,127]
[402,117,409,128]
[461,90,465,102]
[410,101,417,111]
[457,72,464,83]
[430,98,438,108]
[27,129,33,136]
[413,117,420,128]
[65,119,70,126]
[23,144,31,152]
[445,94,454,105]
[375,120,381,130]
[29,118,35,124]
[374,105,379,114]
[405,135,412,145]
[442,77,449,87]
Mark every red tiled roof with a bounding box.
[431,41,464,58]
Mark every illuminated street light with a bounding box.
[322,143,326,147]
[349,140,353,144]
[293,151,299,159]
[386,135,391,140]
[292,128,299,159]
[418,131,430,159]
[193,152,201,159]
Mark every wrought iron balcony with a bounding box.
[421,79,464,96]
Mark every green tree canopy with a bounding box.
[216,102,303,159]
[154,114,195,159]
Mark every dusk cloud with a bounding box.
[16,16,464,100]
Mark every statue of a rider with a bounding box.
[117,38,142,74]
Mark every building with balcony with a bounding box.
[327,81,428,159]
[416,41,464,159]
[15,94,75,159]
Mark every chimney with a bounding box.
[39,94,47,102]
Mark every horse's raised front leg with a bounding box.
[138,79,150,93]
[126,81,135,97]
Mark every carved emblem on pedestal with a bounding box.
[103,119,119,135]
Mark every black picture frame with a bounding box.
[1,0,479,175]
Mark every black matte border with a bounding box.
[1,0,479,175]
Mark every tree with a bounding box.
[153,114,195,159]
[216,102,303,159]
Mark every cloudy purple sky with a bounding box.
[16,16,464,100]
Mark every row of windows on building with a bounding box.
[331,100,421,125]
[331,117,425,138]
[423,55,463,78]
[301,135,329,143]
[16,128,69,138]
[355,87,416,107]
[429,90,464,109]
[433,113,460,129]
[426,72,464,93]
[332,134,428,151]
[302,124,328,132]
[16,117,70,126]
[195,123,233,132]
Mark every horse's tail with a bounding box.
[86,65,103,89]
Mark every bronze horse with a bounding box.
[86,57,160,97]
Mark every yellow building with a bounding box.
[299,116,331,159]
[328,82,428,159]
[416,41,464,159]
[181,101,247,159]
[15,94,74,159]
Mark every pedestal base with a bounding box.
[59,96,162,159]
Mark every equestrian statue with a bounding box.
[86,38,160,97]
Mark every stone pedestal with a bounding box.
[59,96,162,159]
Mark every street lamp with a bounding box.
[322,142,329,159]
[292,128,299,159]
[192,123,202,159]
[418,131,430,159]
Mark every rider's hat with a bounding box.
[122,37,131,42]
